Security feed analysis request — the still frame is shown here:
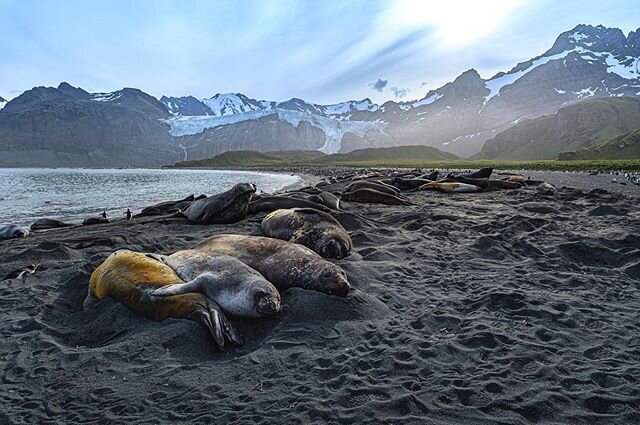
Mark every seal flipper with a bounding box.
[190,308,225,349]
[208,303,244,346]
[150,272,220,297]
[144,253,168,263]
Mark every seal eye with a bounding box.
[321,271,332,279]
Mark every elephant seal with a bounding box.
[83,216,109,226]
[0,224,29,239]
[248,196,333,215]
[31,218,72,231]
[442,177,522,190]
[307,191,341,211]
[536,182,556,194]
[462,167,493,179]
[85,250,274,349]
[183,183,256,224]
[149,250,280,318]
[345,181,400,196]
[192,234,351,297]
[135,194,205,218]
[419,182,481,193]
[391,177,434,191]
[506,175,526,183]
[341,188,412,206]
[261,208,352,259]
[420,171,439,181]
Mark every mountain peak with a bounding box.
[547,24,628,56]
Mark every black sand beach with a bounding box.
[1,169,639,424]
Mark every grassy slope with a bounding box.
[559,129,640,160]
[477,97,640,160]
[173,146,640,171]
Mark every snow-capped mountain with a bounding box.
[1,24,639,166]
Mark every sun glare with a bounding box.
[386,0,523,47]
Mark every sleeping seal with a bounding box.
[0,224,30,239]
[341,188,412,206]
[261,208,352,259]
[149,250,280,318]
[391,177,434,191]
[183,183,256,224]
[419,182,481,193]
[248,196,333,215]
[345,181,400,196]
[192,234,351,297]
[83,216,109,226]
[30,218,72,231]
[85,250,278,349]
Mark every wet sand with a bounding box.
[0,169,639,424]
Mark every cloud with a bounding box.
[368,78,388,92]
[391,86,409,98]
[420,81,428,87]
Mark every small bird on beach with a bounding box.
[101,210,108,219]
[125,208,132,220]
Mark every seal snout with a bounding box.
[256,294,281,316]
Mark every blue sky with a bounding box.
[1,0,638,104]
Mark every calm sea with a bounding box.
[0,168,300,226]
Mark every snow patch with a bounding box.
[554,88,566,94]
[573,87,597,98]
[484,50,569,103]
[413,93,442,107]
[0,99,6,111]
[91,92,123,102]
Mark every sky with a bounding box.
[1,0,639,104]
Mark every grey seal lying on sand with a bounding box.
[345,181,400,196]
[261,208,352,259]
[341,188,412,206]
[183,183,256,224]
[0,224,30,239]
[30,218,72,231]
[192,234,351,297]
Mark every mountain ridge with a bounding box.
[1,23,640,166]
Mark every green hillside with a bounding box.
[173,145,458,168]
[173,150,326,167]
[477,97,640,160]
[559,129,640,160]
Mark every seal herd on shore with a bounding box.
[1,167,558,349]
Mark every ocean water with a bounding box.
[0,168,300,226]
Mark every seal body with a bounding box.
[419,182,481,193]
[136,194,205,217]
[391,177,434,191]
[30,218,72,231]
[85,250,244,349]
[536,182,556,194]
[345,181,400,196]
[248,196,333,214]
[83,217,109,225]
[151,250,281,318]
[184,183,256,224]
[86,250,205,321]
[261,208,352,259]
[0,224,29,239]
[341,188,412,205]
[192,234,351,297]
